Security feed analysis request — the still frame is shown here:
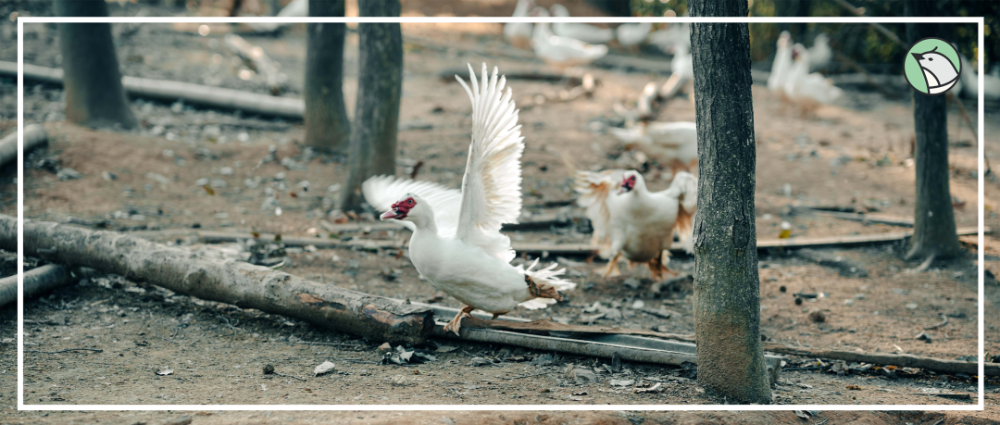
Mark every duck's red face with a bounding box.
[382,196,416,220]
[620,175,637,193]
[791,47,800,60]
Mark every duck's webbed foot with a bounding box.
[443,305,474,336]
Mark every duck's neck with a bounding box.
[408,214,439,239]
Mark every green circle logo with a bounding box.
[904,37,962,95]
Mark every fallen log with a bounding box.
[797,208,915,228]
[422,302,781,385]
[0,124,48,167]
[0,264,98,307]
[763,343,999,377]
[0,62,304,120]
[0,215,433,345]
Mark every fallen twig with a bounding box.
[504,371,552,380]
[0,264,98,307]
[25,348,103,354]
[0,124,47,167]
[924,316,949,330]
[762,343,999,377]
[272,372,306,382]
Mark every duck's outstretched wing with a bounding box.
[574,169,627,258]
[453,63,525,263]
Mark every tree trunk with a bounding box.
[904,1,962,261]
[689,0,772,404]
[339,0,403,212]
[0,215,434,345]
[304,0,351,154]
[54,0,137,130]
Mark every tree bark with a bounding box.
[0,265,98,307]
[339,0,403,212]
[903,1,963,261]
[689,0,772,404]
[304,0,351,154]
[54,0,137,130]
[0,215,434,345]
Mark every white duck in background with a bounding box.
[648,12,690,55]
[550,4,615,44]
[609,121,697,175]
[658,43,694,99]
[783,43,842,114]
[767,31,793,97]
[504,0,535,49]
[808,33,832,72]
[616,21,653,50]
[958,53,1000,100]
[362,64,575,335]
[531,8,608,69]
[575,170,697,279]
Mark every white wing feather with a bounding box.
[574,169,626,258]
[361,175,463,236]
[454,63,525,262]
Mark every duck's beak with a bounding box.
[912,52,924,61]
[380,209,402,220]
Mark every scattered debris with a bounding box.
[794,249,869,277]
[313,361,336,376]
[156,368,174,376]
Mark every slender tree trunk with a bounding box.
[54,0,137,130]
[689,0,771,404]
[339,0,403,212]
[304,0,351,154]
[904,1,962,261]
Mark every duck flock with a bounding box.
[352,5,997,334]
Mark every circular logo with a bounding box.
[904,37,962,95]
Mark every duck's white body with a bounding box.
[575,171,697,279]
[648,22,690,54]
[532,8,608,68]
[767,31,793,94]
[609,121,697,174]
[783,43,842,112]
[616,22,652,48]
[959,53,1000,100]
[504,0,535,49]
[550,4,614,44]
[808,33,831,72]
[363,64,575,334]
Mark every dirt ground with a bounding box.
[2,6,1000,425]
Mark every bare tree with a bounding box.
[904,1,962,261]
[304,0,351,154]
[689,0,772,404]
[55,0,137,129]
[339,0,403,212]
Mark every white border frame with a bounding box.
[15,15,986,412]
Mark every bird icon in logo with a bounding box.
[912,46,960,94]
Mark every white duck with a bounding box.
[958,53,1000,100]
[362,64,575,335]
[807,33,832,72]
[609,121,697,175]
[647,12,690,55]
[531,8,609,69]
[504,0,535,49]
[783,43,842,114]
[616,21,653,50]
[575,170,697,279]
[657,43,694,100]
[550,4,615,44]
[767,31,793,96]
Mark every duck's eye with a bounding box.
[928,57,933,61]
[408,199,414,205]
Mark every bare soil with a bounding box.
[2,7,1000,425]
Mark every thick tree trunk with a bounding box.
[0,216,434,345]
[339,0,403,212]
[54,0,137,130]
[904,2,962,261]
[304,0,351,154]
[689,0,772,404]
